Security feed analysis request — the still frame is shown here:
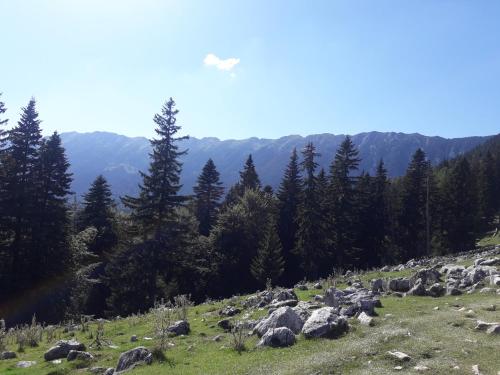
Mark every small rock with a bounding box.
[387,351,411,362]
[357,312,374,326]
[295,284,308,290]
[16,361,37,368]
[394,366,403,370]
[51,359,62,364]
[472,364,482,375]
[67,350,94,362]
[217,319,233,331]
[0,351,16,360]
[130,335,138,342]
[313,282,322,289]
[104,368,115,375]
[486,324,500,335]
[465,309,475,318]
[166,320,190,336]
[115,347,152,372]
[219,306,241,317]
[414,365,429,371]
[212,335,223,342]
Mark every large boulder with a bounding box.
[44,340,86,361]
[411,268,441,286]
[371,279,384,293]
[219,306,241,317]
[388,278,411,293]
[166,320,189,336]
[254,306,304,337]
[323,287,344,307]
[273,289,298,302]
[301,307,348,339]
[257,327,296,348]
[427,283,445,297]
[115,347,152,373]
[407,278,427,296]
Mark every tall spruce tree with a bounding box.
[251,222,285,287]
[193,158,224,236]
[398,148,435,260]
[0,93,8,148]
[371,160,389,265]
[327,136,361,268]
[276,148,301,284]
[3,98,43,289]
[33,132,72,279]
[294,142,327,279]
[80,175,117,255]
[477,151,497,227]
[122,97,187,238]
[239,154,261,191]
[439,157,478,252]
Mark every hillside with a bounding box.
[1,245,499,375]
[59,131,490,197]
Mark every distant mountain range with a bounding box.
[59,131,492,198]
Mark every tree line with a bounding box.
[0,94,498,324]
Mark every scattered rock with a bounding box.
[130,335,137,342]
[104,368,115,375]
[115,347,152,373]
[257,327,296,347]
[486,324,500,335]
[44,340,86,361]
[302,307,348,339]
[254,306,304,337]
[387,351,411,362]
[16,361,37,368]
[295,284,308,290]
[313,282,323,289]
[357,312,374,326]
[267,299,298,309]
[427,283,445,298]
[166,320,190,336]
[0,351,16,360]
[414,365,429,371]
[371,278,384,293]
[212,335,223,342]
[407,278,427,296]
[219,306,241,317]
[472,364,482,375]
[388,278,411,293]
[67,350,94,362]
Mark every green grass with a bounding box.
[477,232,500,247]
[1,268,499,375]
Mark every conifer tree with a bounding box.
[327,136,361,268]
[276,148,301,284]
[251,222,285,287]
[371,160,389,264]
[439,157,477,251]
[294,142,326,279]
[239,154,261,191]
[3,98,43,288]
[477,151,496,227]
[80,175,117,255]
[0,93,8,149]
[193,158,224,236]
[32,132,72,279]
[398,148,435,259]
[122,98,187,238]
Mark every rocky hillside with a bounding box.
[59,131,491,197]
[1,244,499,374]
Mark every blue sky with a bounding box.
[1,0,499,139]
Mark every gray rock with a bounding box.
[427,283,445,298]
[380,265,390,272]
[257,327,296,347]
[44,340,86,361]
[388,278,411,292]
[371,278,384,293]
[273,289,298,302]
[487,324,500,335]
[217,319,233,331]
[302,307,348,339]
[490,275,500,286]
[446,286,462,296]
[166,320,189,336]
[219,306,241,317]
[387,351,411,362]
[16,361,37,368]
[130,335,137,342]
[313,282,323,289]
[407,278,427,296]
[104,368,115,375]
[411,268,441,286]
[0,351,16,360]
[295,284,308,290]
[254,306,304,337]
[324,287,344,307]
[357,312,374,326]
[67,350,94,362]
[115,347,152,372]
[479,287,496,294]
[268,299,298,309]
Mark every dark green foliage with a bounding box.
[398,149,435,259]
[80,175,117,255]
[477,152,497,227]
[193,158,224,236]
[437,158,478,252]
[239,154,261,191]
[327,136,361,268]
[122,98,187,237]
[0,93,8,148]
[251,221,285,287]
[294,143,328,279]
[276,148,301,284]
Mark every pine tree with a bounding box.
[398,148,435,260]
[122,98,187,238]
[251,223,285,287]
[371,160,389,264]
[276,148,301,284]
[439,157,477,252]
[240,154,261,191]
[294,142,327,279]
[33,132,72,279]
[80,175,117,255]
[193,158,224,236]
[3,98,43,289]
[327,136,361,268]
[477,151,496,227]
[0,93,8,149]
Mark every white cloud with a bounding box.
[203,53,240,71]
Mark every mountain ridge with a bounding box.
[59,131,493,198]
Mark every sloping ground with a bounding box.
[1,248,499,375]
